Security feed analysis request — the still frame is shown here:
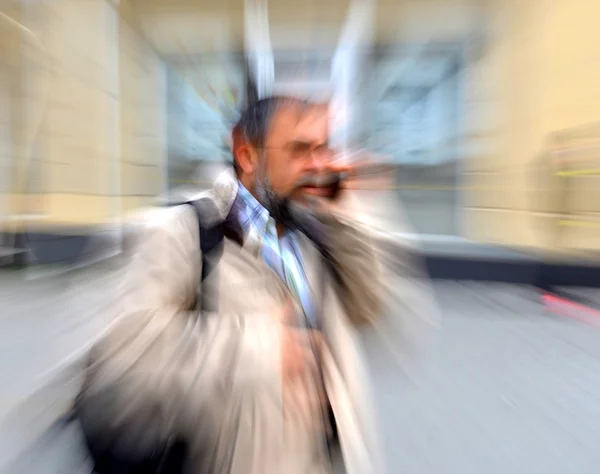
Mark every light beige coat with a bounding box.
[77,170,438,474]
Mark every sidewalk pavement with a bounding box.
[2,267,600,473]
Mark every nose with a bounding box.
[308,149,327,175]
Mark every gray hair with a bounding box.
[236,95,311,148]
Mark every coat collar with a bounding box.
[211,167,240,218]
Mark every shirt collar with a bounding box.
[236,181,270,236]
[235,181,304,243]
[235,181,302,243]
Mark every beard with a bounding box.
[254,169,290,224]
[254,165,332,254]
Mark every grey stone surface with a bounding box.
[1,267,600,473]
[372,282,600,474]
[0,262,120,473]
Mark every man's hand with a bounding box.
[277,302,328,427]
[279,325,324,382]
[324,154,396,193]
[277,300,323,380]
[279,325,328,427]
[318,162,352,203]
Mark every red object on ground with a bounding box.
[542,293,600,327]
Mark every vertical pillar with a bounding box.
[330,0,375,156]
[244,0,274,100]
[0,31,11,233]
[1,3,47,246]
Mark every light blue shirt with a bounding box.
[236,182,318,328]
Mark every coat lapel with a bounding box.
[211,168,240,218]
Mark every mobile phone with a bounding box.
[314,172,345,200]
[320,163,394,199]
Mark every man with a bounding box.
[76,96,437,474]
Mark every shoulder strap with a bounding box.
[169,195,243,312]
[185,198,225,312]
[185,198,225,282]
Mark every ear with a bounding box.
[235,143,259,175]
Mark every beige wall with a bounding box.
[4,0,599,247]
[0,2,41,229]
[1,0,168,231]
[38,0,120,227]
[464,0,600,253]
[119,4,167,214]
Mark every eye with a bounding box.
[294,143,312,152]
[315,144,334,157]
[290,142,312,158]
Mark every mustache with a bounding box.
[294,172,345,188]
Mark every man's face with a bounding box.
[255,103,333,208]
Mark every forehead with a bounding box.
[267,103,329,145]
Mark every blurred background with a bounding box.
[2,0,600,473]
[1,0,599,266]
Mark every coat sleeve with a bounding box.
[321,211,385,327]
[366,229,441,378]
[325,194,440,376]
[82,205,284,454]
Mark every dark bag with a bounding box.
[80,197,230,474]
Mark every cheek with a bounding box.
[276,173,298,195]
[286,163,306,187]
[269,160,302,193]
